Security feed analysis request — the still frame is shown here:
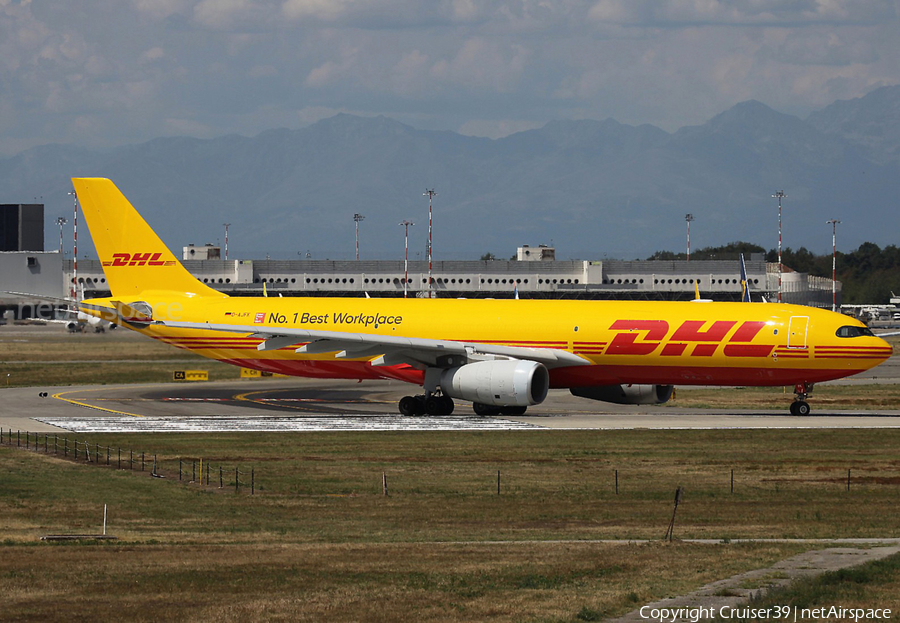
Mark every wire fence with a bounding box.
[1,427,883,499]
[0,427,255,495]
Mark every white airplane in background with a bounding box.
[3,290,117,332]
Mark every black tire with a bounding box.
[399,396,418,416]
[473,402,498,416]
[796,401,811,416]
[789,402,799,416]
[425,396,443,416]
[500,406,527,416]
[440,395,454,415]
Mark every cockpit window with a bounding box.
[836,326,875,338]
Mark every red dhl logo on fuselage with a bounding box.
[102,252,176,267]
[605,320,774,358]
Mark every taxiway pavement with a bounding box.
[1,378,899,434]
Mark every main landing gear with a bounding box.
[789,382,813,416]
[472,403,528,416]
[398,393,455,416]
[396,395,529,417]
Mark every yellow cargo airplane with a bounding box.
[73,178,892,417]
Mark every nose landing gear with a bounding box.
[790,382,813,416]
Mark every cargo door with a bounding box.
[787,316,809,349]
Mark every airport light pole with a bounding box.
[685,213,694,261]
[68,190,78,301]
[223,223,231,260]
[56,217,67,256]
[399,220,414,298]
[423,189,436,297]
[772,190,786,303]
[353,213,365,261]
[827,219,841,312]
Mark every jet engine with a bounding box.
[440,360,549,407]
[570,384,674,405]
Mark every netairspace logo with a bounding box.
[639,605,892,622]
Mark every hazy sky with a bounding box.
[2,0,899,157]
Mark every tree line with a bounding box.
[646,242,900,304]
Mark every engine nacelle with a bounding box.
[570,384,674,405]
[441,360,550,407]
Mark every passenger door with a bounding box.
[787,316,809,349]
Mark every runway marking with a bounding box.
[34,415,541,433]
[52,389,146,418]
[232,389,392,414]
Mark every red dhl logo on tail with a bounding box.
[102,252,176,267]
[606,319,775,358]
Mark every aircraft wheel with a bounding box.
[500,406,527,416]
[472,402,499,416]
[399,396,419,416]
[439,395,454,415]
[425,396,444,416]
[795,401,811,416]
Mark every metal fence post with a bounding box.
[141,452,145,472]
[219,466,223,489]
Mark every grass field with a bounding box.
[667,384,900,410]
[3,428,900,620]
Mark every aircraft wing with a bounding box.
[158,321,590,370]
[3,291,75,304]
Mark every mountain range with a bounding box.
[2,86,899,261]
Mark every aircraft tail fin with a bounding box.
[71,178,225,299]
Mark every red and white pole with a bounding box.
[353,213,365,261]
[424,190,436,298]
[827,219,841,312]
[685,213,694,261]
[68,190,78,301]
[400,220,413,298]
[773,191,786,303]
[223,223,230,260]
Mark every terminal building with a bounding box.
[0,240,841,318]
[0,203,44,252]
[60,245,837,306]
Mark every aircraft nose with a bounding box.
[868,335,894,366]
